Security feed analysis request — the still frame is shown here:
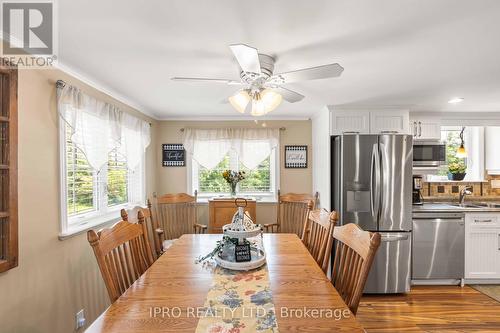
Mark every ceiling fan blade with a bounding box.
[229,44,261,74]
[273,63,344,83]
[274,87,305,103]
[171,77,241,85]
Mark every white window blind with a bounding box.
[65,123,97,216]
[107,148,129,207]
[192,148,277,199]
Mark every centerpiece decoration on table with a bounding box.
[222,169,245,197]
[196,198,266,271]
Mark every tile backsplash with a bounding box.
[422,174,500,199]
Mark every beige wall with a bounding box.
[156,120,313,226]
[0,68,158,333]
[0,70,312,333]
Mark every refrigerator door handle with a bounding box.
[370,146,375,217]
[370,144,381,219]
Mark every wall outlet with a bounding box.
[76,309,86,330]
[491,180,500,189]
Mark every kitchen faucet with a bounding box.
[459,186,473,204]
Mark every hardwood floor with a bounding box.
[356,286,500,332]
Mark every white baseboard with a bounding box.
[411,279,461,286]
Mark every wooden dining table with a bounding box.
[86,234,365,332]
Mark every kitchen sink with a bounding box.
[447,202,500,208]
[447,203,484,208]
[479,202,500,208]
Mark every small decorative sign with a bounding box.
[162,144,185,167]
[285,145,308,168]
[234,243,252,262]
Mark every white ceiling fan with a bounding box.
[171,44,344,116]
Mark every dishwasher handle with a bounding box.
[413,218,464,225]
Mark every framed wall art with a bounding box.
[162,144,185,167]
[284,145,307,168]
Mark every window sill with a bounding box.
[426,179,488,183]
[196,195,278,204]
[58,213,121,241]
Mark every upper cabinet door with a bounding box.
[410,117,441,140]
[330,110,370,135]
[370,110,410,134]
[486,127,500,174]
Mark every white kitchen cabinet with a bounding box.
[370,110,410,134]
[465,213,500,279]
[409,117,441,140]
[330,110,370,135]
[330,109,410,135]
[485,127,500,174]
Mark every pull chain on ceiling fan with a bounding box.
[172,44,344,116]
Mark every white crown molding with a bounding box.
[157,115,311,121]
[55,61,159,120]
[328,104,412,111]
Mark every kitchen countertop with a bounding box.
[413,202,500,213]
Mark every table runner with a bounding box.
[195,265,279,333]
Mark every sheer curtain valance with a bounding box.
[57,83,151,171]
[183,128,280,170]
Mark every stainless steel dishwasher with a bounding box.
[412,212,465,283]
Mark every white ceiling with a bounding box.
[59,0,500,119]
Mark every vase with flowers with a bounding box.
[222,170,246,197]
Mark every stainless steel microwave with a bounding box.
[413,141,446,167]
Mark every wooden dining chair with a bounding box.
[331,223,381,315]
[264,191,318,237]
[155,191,206,252]
[87,212,154,303]
[120,199,162,259]
[301,209,338,274]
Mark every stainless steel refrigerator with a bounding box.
[331,134,413,293]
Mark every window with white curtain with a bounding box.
[191,149,277,197]
[58,83,150,236]
[184,128,279,200]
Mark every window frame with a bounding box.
[0,62,18,273]
[427,126,485,182]
[58,118,146,238]
[188,147,280,202]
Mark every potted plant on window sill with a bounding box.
[448,162,467,181]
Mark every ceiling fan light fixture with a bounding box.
[173,44,344,117]
[456,127,467,158]
[250,92,266,116]
[261,89,282,113]
[448,97,464,104]
[228,90,250,113]
[456,144,467,158]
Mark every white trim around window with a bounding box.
[58,118,146,239]
[187,147,280,203]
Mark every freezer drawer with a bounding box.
[364,232,411,293]
[412,217,464,279]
